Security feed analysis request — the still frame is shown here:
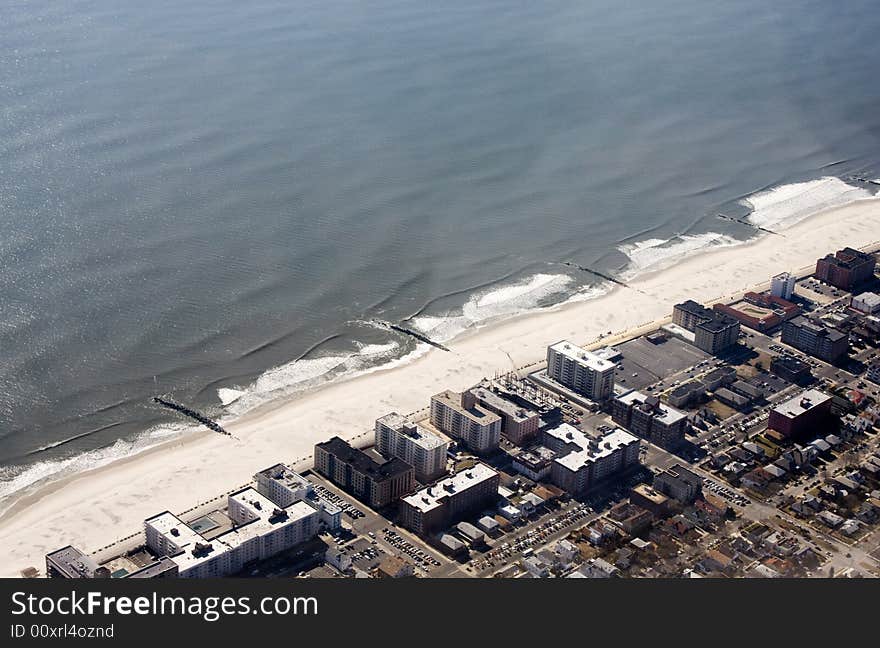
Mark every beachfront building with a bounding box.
[469,384,541,445]
[541,423,640,496]
[45,546,110,579]
[314,437,415,508]
[714,292,800,332]
[768,389,834,439]
[254,463,342,530]
[673,300,740,354]
[144,488,320,578]
[400,463,500,535]
[430,390,502,454]
[375,412,449,483]
[612,390,689,448]
[546,340,615,401]
[781,316,848,363]
[771,272,796,300]
[815,247,876,290]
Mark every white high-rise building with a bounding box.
[546,340,615,401]
[375,413,449,482]
[770,272,796,300]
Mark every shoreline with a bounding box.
[1,195,880,576]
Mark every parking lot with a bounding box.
[615,337,712,392]
[704,478,750,507]
[469,502,594,574]
[309,481,366,520]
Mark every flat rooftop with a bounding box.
[376,412,448,449]
[786,316,847,341]
[317,436,413,480]
[432,390,501,425]
[402,463,498,514]
[772,389,832,418]
[46,546,100,578]
[470,386,537,423]
[546,423,639,473]
[145,511,204,548]
[617,390,688,425]
[256,462,312,490]
[549,340,616,372]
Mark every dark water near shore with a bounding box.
[1,0,879,499]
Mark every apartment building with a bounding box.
[612,390,689,448]
[400,463,500,535]
[430,390,502,454]
[546,340,615,401]
[375,412,449,482]
[314,437,415,508]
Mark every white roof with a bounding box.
[546,423,639,472]
[402,463,498,513]
[376,412,448,450]
[774,389,832,418]
[145,512,203,548]
[229,488,281,520]
[854,292,880,307]
[616,390,688,425]
[221,501,316,549]
[549,340,616,372]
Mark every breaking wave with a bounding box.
[618,232,741,280]
[0,421,188,516]
[742,176,872,230]
[408,273,577,343]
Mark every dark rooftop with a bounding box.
[317,436,413,480]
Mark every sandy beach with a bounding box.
[1,197,879,577]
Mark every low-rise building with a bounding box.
[511,446,556,482]
[851,292,880,314]
[868,362,880,386]
[768,389,834,439]
[770,355,813,385]
[668,381,705,408]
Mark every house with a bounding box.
[579,557,619,578]
[376,556,415,578]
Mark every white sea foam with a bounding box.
[742,176,871,230]
[0,341,408,507]
[0,422,189,514]
[221,340,401,417]
[619,232,741,280]
[217,388,245,406]
[409,273,575,343]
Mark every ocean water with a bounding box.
[1,0,880,505]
